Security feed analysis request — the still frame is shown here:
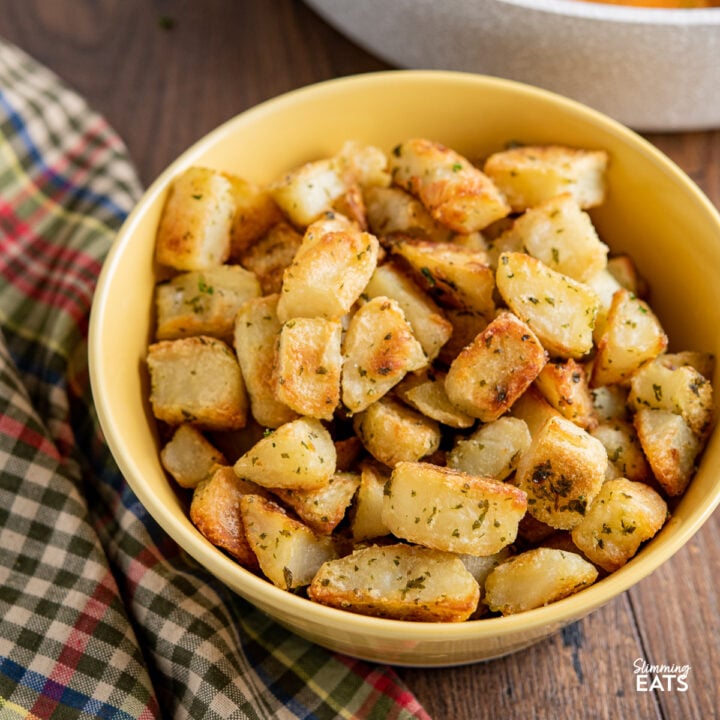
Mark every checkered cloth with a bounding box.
[0,39,432,720]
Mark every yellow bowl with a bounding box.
[89,70,720,666]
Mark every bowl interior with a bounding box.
[89,71,720,665]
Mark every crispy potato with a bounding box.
[233,294,297,428]
[534,358,596,430]
[155,265,261,341]
[606,254,648,298]
[308,543,480,622]
[155,166,235,270]
[233,417,336,490]
[484,547,598,615]
[353,396,441,467]
[276,213,379,321]
[190,466,264,568]
[509,385,562,437]
[634,409,702,496]
[590,419,651,482]
[447,417,531,480]
[591,384,630,423]
[334,140,391,189]
[445,311,547,422]
[514,415,608,529]
[658,351,715,380]
[364,261,453,361]
[160,424,226,488]
[496,252,600,359]
[382,461,527,556]
[458,548,512,606]
[351,463,392,541]
[591,288,668,387]
[483,145,608,212]
[147,336,248,431]
[570,478,668,572]
[274,317,343,420]
[437,308,490,366]
[586,268,624,342]
[240,494,337,589]
[389,138,510,232]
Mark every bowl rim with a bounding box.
[89,68,720,645]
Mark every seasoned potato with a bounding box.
[514,415,608,529]
[591,288,668,387]
[484,547,598,615]
[447,417,531,480]
[382,462,528,556]
[483,145,608,212]
[658,350,715,380]
[586,268,624,342]
[233,294,297,428]
[458,548,512,606]
[147,336,248,431]
[155,166,235,270]
[190,466,264,568]
[570,478,668,572]
[353,396,441,467]
[274,317,343,420]
[606,254,648,298]
[160,424,226,488]
[445,311,547,422]
[363,262,453,361]
[534,358,596,430]
[155,265,261,341]
[334,139,391,190]
[509,385,562,437]
[240,494,337,590]
[351,463,392,541]
[496,252,600,359]
[276,213,379,321]
[308,543,480,622]
[342,296,427,413]
[590,419,651,483]
[591,384,630,423]
[437,308,490,366]
[389,138,511,232]
[233,417,336,490]
[634,409,702,496]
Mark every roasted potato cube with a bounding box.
[509,385,562,437]
[391,238,495,316]
[514,415,607,529]
[484,547,598,615]
[342,296,427,413]
[155,265,261,341]
[437,308,490,366]
[571,478,668,572]
[591,288,668,387]
[496,252,600,359]
[223,173,283,258]
[233,417,336,490]
[364,262,452,361]
[586,268,624,342]
[334,140,391,189]
[240,494,337,589]
[353,396,441,467]
[274,317,343,420]
[591,384,630,423]
[634,409,703,496]
[389,138,510,232]
[499,193,608,283]
[276,214,379,321]
[351,463,392,541]
[534,358,596,430]
[272,471,360,535]
[160,424,226,488]
[308,543,480,622]
[445,311,547,422]
[447,417,531,480]
[628,358,713,438]
[155,166,235,270]
[238,222,303,295]
[383,461,527,556]
[147,336,248,431]
[190,466,264,568]
[458,548,512,605]
[606,254,648,298]
[658,351,715,380]
[233,294,297,428]
[590,419,651,482]
[483,145,608,212]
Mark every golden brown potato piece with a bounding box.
[483,144,608,212]
[509,385,562,437]
[238,222,303,295]
[308,543,480,622]
[383,462,528,556]
[147,336,248,431]
[389,138,510,232]
[606,254,648,298]
[437,308,490,366]
[534,358,596,430]
[155,166,235,270]
[590,419,651,483]
[445,311,547,422]
[570,478,668,572]
[351,463,392,541]
[484,547,598,615]
[514,415,607,530]
[590,384,630,423]
[160,424,226,488]
[342,296,427,413]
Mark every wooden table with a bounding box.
[2,2,718,718]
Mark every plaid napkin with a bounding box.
[0,39,432,720]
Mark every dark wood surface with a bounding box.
[1,2,718,718]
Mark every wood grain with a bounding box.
[1,2,718,718]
